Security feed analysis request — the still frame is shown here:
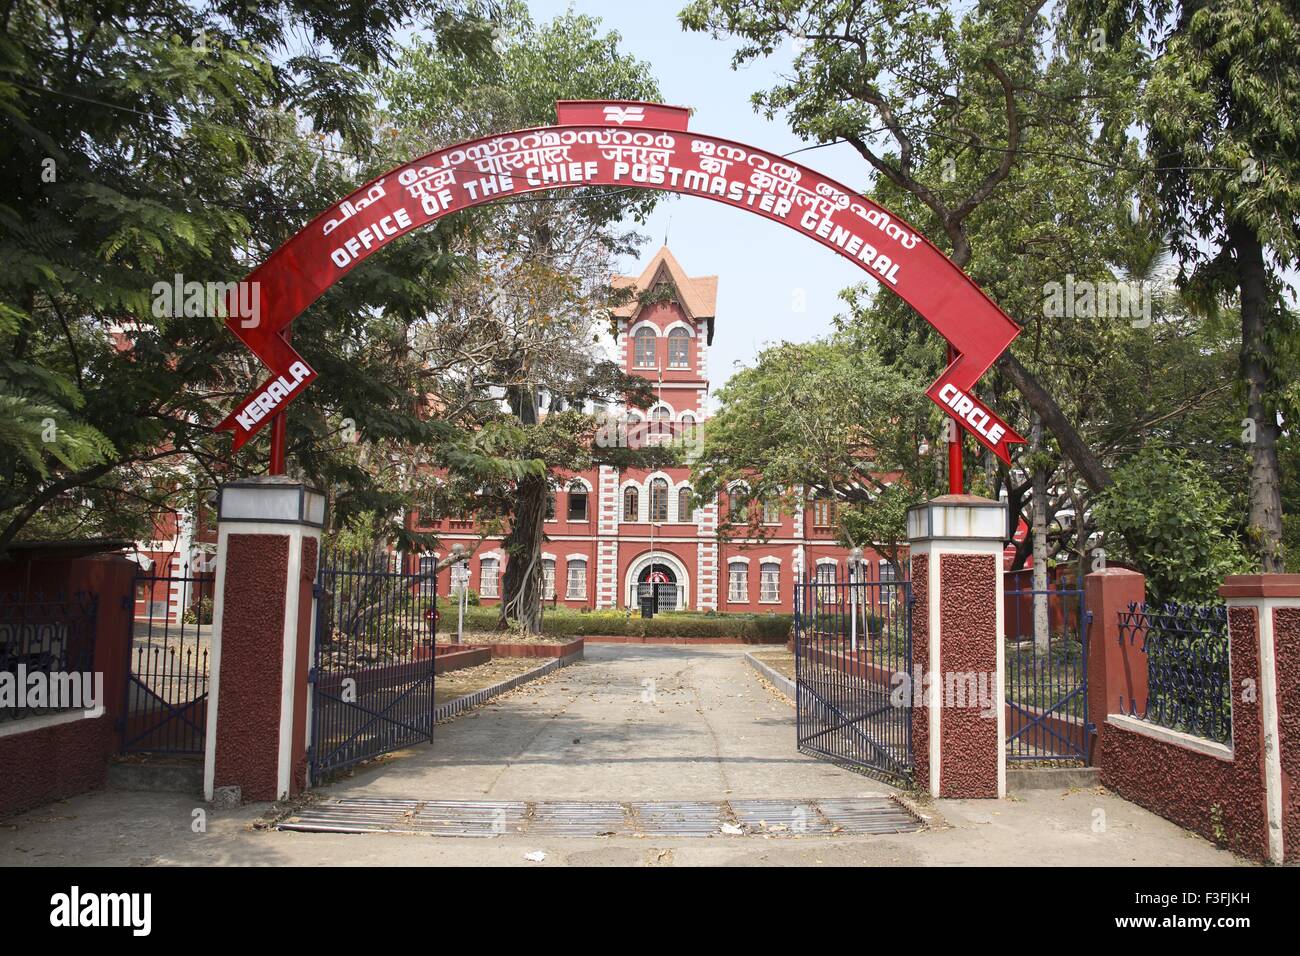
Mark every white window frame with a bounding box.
[759,562,781,603]
[480,557,500,598]
[648,477,669,523]
[542,558,556,600]
[633,327,657,368]
[566,483,589,522]
[677,486,693,523]
[667,327,690,368]
[566,559,588,600]
[727,558,749,603]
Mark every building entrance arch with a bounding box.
[625,549,690,612]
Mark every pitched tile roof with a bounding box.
[612,245,717,343]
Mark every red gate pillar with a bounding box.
[907,495,1007,799]
[1084,568,1147,755]
[203,478,324,803]
[1218,575,1300,864]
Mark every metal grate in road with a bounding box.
[278,796,921,838]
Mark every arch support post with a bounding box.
[203,477,325,803]
[907,495,1007,798]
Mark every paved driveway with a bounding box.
[0,644,1249,866]
[323,643,888,802]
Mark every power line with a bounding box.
[18,76,1242,191]
[782,129,1245,175]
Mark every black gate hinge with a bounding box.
[121,595,132,611]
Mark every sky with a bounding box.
[529,0,873,393]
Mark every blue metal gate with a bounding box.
[794,572,913,783]
[309,549,436,780]
[1004,585,1091,761]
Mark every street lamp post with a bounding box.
[849,546,863,654]
[450,543,467,644]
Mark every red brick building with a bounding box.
[418,246,895,612]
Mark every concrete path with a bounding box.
[322,643,886,802]
[0,645,1251,866]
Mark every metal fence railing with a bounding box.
[122,574,213,754]
[793,576,913,782]
[1117,601,1231,744]
[0,591,99,722]
[310,549,436,780]
[1003,586,1090,762]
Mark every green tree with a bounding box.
[1094,448,1250,604]
[380,5,670,632]
[0,0,498,554]
[1074,0,1300,571]
[680,0,1149,494]
[692,334,939,571]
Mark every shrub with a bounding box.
[458,606,792,641]
[183,596,213,625]
[1094,449,1250,604]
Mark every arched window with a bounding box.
[623,486,639,522]
[545,491,556,521]
[667,327,690,368]
[633,327,657,368]
[812,496,836,529]
[762,497,781,524]
[566,558,588,600]
[567,482,588,521]
[480,557,500,598]
[648,406,672,445]
[542,559,556,600]
[419,554,438,597]
[815,561,837,603]
[728,487,748,523]
[649,478,669,522]
[677,486,693,521]
[760,562,781,603]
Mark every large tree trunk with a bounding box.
[497,380,547,634]
[498,472,548,634]
[1230,219,1285,571]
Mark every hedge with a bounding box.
[453,607,792,641]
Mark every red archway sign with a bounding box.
[217,101,1025,473]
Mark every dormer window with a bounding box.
[633,327,657,368]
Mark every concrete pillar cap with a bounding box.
[906,495,1007,543]
[1218,574,1300,600]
